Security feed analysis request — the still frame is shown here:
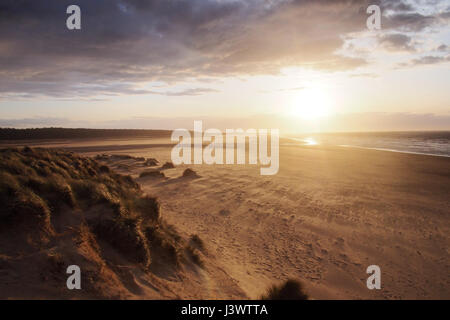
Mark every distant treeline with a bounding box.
[0,128,172,140]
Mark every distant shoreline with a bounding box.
[337,144,450,158]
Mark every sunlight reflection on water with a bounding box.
[303,137,318,146]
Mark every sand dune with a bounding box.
[0,148,245,299]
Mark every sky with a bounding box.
[0,0,449,132]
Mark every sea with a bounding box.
[287,131,450,157]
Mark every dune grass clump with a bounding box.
[0,185,52,231]
[144,223,180,266]
[140,170,165,179]
[161,162,175,170]
[111,154,135,160]
[189,234,205,251]
[185,245,204,268]
[47,251,66,273]
[110,154,145,162]
[94,154,110,161]
[134,195,160,221]
[40,174,76,209]
[99,165,110,173]
[260,279,309,300]
[70,180,117,206]
[144,158,159,167]
[182,168,198,177]
[93,216,151,266]
[0,153,52,231]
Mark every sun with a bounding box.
[290,87,331,120]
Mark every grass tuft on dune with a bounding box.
[261,279,309,300]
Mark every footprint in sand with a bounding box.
[219,209,230,216]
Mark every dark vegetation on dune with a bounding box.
[189,234,205,251]
[143,158,159,167]
[182,168,198,177]
[139,169,166,179]
[161,162,175,170]
[0,147,204,298]
[95,154,146,161]
[261,279,309,300]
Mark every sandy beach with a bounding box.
[7,138,446,299]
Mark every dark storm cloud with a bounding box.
[0,0,446,98]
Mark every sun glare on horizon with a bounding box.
[290,87,332,121]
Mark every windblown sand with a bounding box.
[4,138,449,299]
